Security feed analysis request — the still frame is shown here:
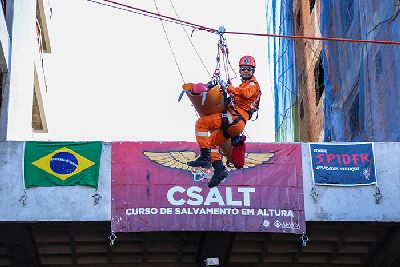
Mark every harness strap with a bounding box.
[221,112,230,138]
[247,89,262,120]
[221,111,245,139]
[201,92,207,105]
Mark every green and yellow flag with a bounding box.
[24,142,102,188]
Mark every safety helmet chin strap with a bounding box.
[241,75,254,81]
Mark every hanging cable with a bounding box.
[167,0,211,78]
[152,0,200,119]
[153,0,185,83]
[221,38,237,83]
[88,0,400,45]
[243,129,253,143]
[211,27,226,84]
[153,0,201,119]
[88,0,217,33]
[88,0,191,27]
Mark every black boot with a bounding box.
[208,160,228,188]
[187,148,211,168]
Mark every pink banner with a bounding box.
[111,142,305,233]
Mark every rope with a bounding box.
[212,31,236,84]
[153,0,185,83]
[223,31,400,45]
[88,0,217,33]
[167,0,211,77]
[88,0,400,45]
[152,0,202,119]
[243,129,253,143]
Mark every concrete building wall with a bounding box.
[0,142,111,221]
[0,1,10,141]
[0,141,399,222]
[6,1,38,140]
[0,2,9,72]
[0,0,51,141]
[294,0,324,142]
[302,142,400,221]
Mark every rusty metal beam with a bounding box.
[176,232,186,263]
[67,225,77,265]
[198,232,234,265]
[326,230,345,263]
[195,231,206,263]
[223,232,236,264]
[258,233,272,263]
[0,224,39,267]
[368,226,400,266]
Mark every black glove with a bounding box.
[206,80,217,89]
[219,80,229,89]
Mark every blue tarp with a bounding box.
[320,0,400,141]
[267,0,298,142]
[271,0,400,142]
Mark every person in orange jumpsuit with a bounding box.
[187,56,261,188]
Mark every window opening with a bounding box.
[296,9,301,31]
[309,0,316,13]
[314,55,325,105]
[31,69,47,133]
[32,87,43,131]
[349,93,360,140]
[300,100,304,120]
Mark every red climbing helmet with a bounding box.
[239,56,256,67]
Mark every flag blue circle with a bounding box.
[50,152,78,174]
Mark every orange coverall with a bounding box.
[194,77,261,162]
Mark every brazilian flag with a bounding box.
[24,142,102,188]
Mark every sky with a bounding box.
[41,0,275,142]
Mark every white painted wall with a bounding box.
[0,4,9,72]
[4,1,37,140]
[0,142,398,222]
[0,1,11,141]
[302,142,400,221]
[0,1,51,140]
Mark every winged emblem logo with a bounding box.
[143,151,274,182]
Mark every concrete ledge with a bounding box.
[0,142,111,221]
[0,142,399,222]
[302,142,400,221]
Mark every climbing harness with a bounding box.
[221,110,245,139]
[247,85,262,121]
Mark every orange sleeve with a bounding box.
[228,82,258,98]
[227,84,235,94]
